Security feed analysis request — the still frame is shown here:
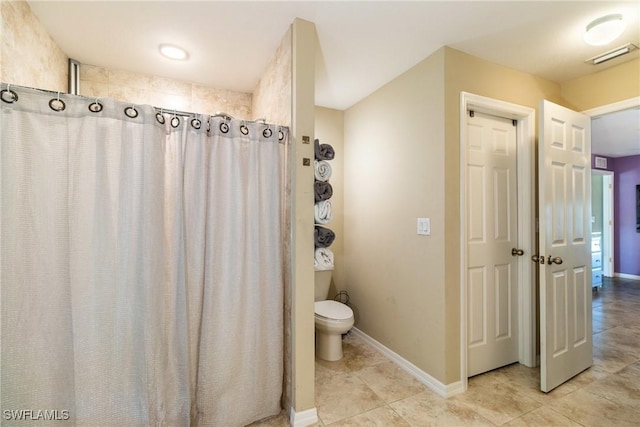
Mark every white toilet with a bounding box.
[314,268,354,361]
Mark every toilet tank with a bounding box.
[314,269,333,301]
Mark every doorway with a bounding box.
[459,93,536,391]
[591,170,614,282]
[584,96,640,280]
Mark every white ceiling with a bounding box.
[27,1,640,156]
[591,107,640,158]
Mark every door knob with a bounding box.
[547,255,563,265]
[511,248,525,256]
[531,255,545,264]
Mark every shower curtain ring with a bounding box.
[170,110,180,128]
[88,97,103,113]
[219,115,230,133]
[191,114,202,130]
[262,124,273,138]
[1,84,18,103]
[240,120,249,135]
[156,108,165,124]
[49,92,66,111]
[124,105,139,118]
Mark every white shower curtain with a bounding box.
[0,85,285,426]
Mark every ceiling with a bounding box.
[591,106,640,158]
[27,1,640,157]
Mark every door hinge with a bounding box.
[512,119,517,127]
[469,110,475,118]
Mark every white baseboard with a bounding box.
[288,406,318,427]
[350,327,463,398]
[614,272,640,281]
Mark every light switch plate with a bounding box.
[417,218,431,235]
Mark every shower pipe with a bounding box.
[1,83,288,141]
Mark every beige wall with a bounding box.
[560,57,640,111]
[344,48,448,381]
[252,27,292,126]
[290,18,317,417]
[80,65,252,120]
[0,0,67,91]
[314,107,345,297]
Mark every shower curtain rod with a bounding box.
[1,82,275,126]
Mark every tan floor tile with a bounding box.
[592,337,639,373]
[467,369,506,388]
[582,371,640,408]
[502,406,582,426]
[327,405,410,427]
[391,391,493,427]
[355,361,427,403]
[452,380,542,425]
[492,366,581,404]
[615,360,640,380]
[548,388,640,427]
[594,325,640,353]
[341,333,390,371]
[315,372,385,425]
[316,357,352,380]
[560,364,610,389]
[315,333,388,378]
[247,411,291,427]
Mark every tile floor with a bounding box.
[252,277,640,426]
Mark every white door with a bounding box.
[467,111,519,377]
[538,100,593,392]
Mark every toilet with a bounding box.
[314,268,354,361]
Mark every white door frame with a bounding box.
[592,170,614,277]
[459,92,536,391]
[581,97,640,118]
[583,97,640,278]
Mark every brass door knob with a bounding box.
[547,256,563,265]
[531,255,545,264]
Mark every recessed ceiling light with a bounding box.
[584,14,626,46]
[159,44,189,61]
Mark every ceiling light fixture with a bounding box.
[159,44,189,61]
[583,14,626,46]
[585,43,637,65]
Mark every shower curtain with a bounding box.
[0,85,286,426]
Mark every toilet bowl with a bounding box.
[314,269,354,361]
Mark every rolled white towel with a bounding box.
[314,247,334,270]
[314,160,332,182]
[314,200,332,225]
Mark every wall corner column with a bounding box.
[289,17,318,426]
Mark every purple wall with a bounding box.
[614,155,640,276]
